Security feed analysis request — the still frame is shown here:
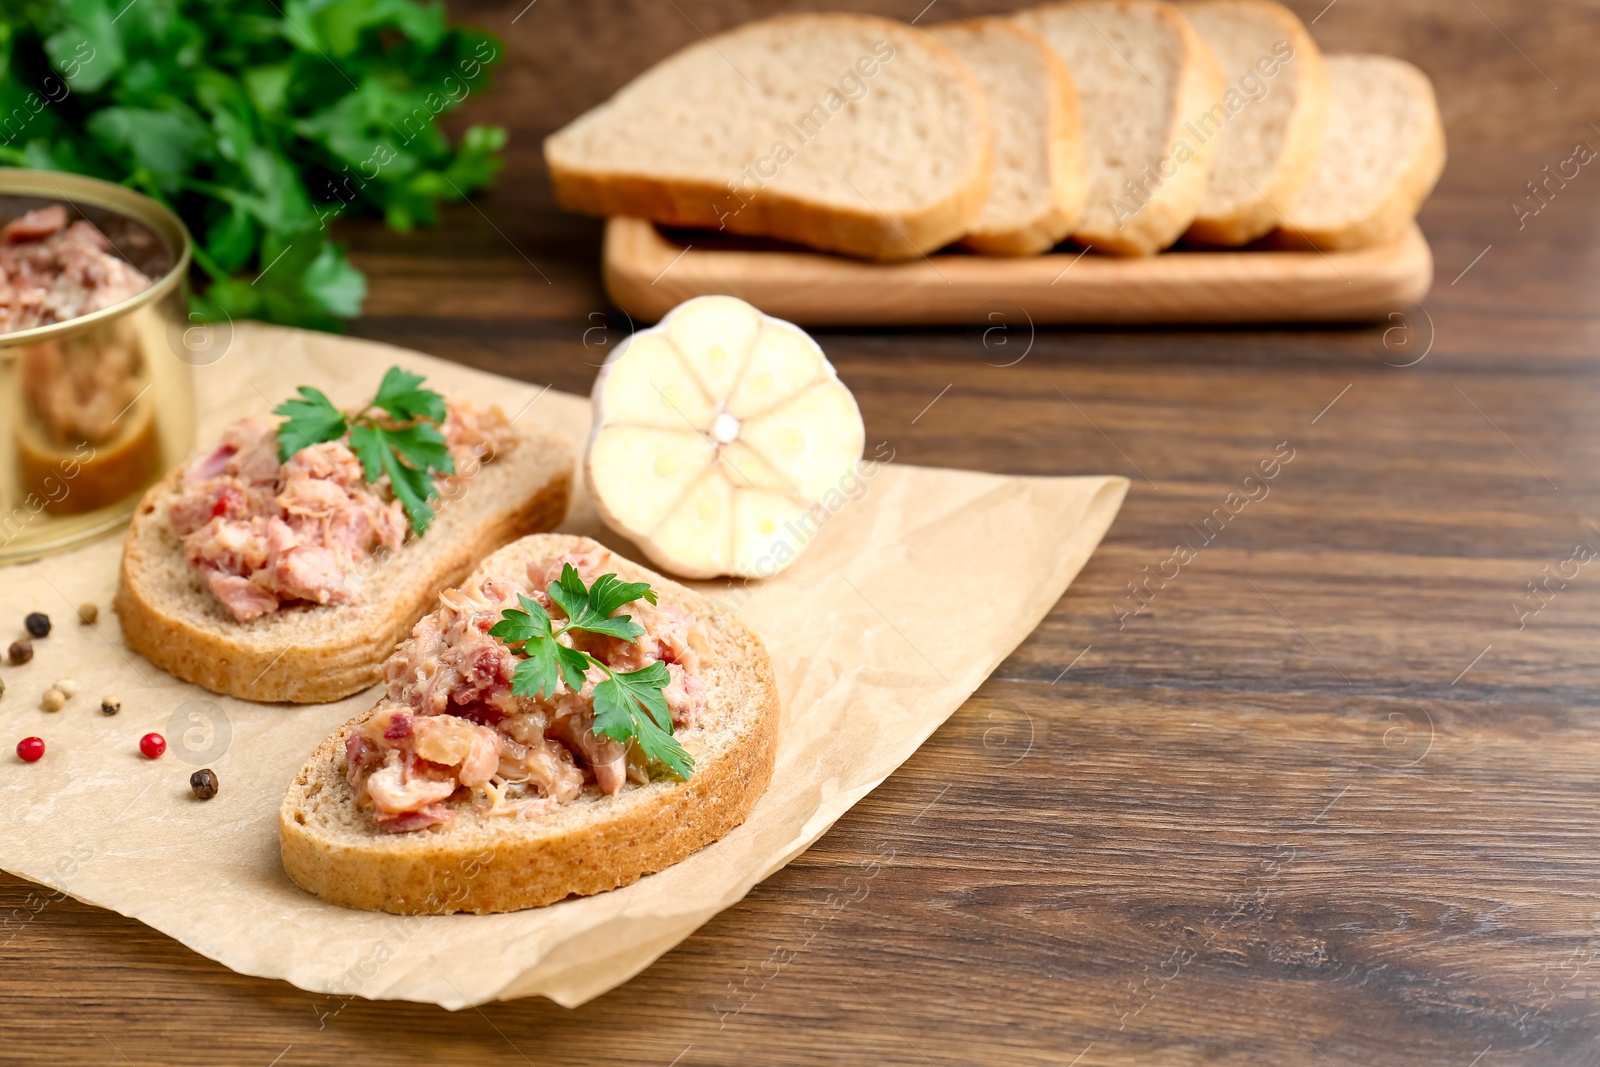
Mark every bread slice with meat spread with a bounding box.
[115,416,572,704]
[279,534,779,915]
[543,14,992,261]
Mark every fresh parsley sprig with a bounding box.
[272,365,454,535]
[0,0,506,332]
[489,565,694,781]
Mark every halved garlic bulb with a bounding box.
[586,295,865,578]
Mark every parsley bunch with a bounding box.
[0,0,505,331]
[490,566,694,781]
[273,365,453,534]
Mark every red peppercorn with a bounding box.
[139,732,166,759]
[16,737,44,762]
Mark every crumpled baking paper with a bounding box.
[0,323,1126,1008]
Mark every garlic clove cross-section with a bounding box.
[586,295,866,579]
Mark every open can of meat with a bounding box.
[0,169,196,564]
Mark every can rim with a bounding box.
[0,168,194,350]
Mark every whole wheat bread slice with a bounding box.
[1276,54,1446,250]
[1181,0,1329,246]
[279,533,779,915]
[931,18,1087,256]
[114,429,573,704]
[1016,0,1223,255]
[544,14,992,261]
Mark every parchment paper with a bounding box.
[0,323,1126,1009]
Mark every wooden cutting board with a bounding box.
[602,216,1433,327]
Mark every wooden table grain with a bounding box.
[8,1,1600,1064]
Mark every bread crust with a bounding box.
[544,14,992,262]
[941,18,1088,257]
[278,534,780,915]
[548,164,989,263]
[113,431,573,704]
[1276,56,1446,251]
[1182,0,1331,246]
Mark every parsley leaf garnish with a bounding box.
[490,594,590,701]
[372,366,448,424]
[273,386,346,453]
[592,662,687,779]
[490,566,693,780]
[548,568,657,640]
[272,366,456,535]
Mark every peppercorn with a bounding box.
[100,696,121,716]
[24,613,50,638]
[16,737,43,762]
[139,732,166,759]
[190,768,219,800]
[54,679,77,698]
[40,688,65,713]
[8,640,32,665]
[77,602,98,625]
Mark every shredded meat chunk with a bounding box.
[0,206,151,334]
[441,401,518,485]
[10,205,153,443]
[167,399,513,622]
[347,539,709,832]
[21,335,145,444]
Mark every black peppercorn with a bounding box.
[190,768,219,800]
[24,613,50,638]
[8,640,32,665]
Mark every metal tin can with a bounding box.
[0,169,197,564]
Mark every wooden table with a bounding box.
[8,1,1600,1063]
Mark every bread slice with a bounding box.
[544,14,992,262]
[1180,0,1329,246]
[1276,54,1446,250]
[114,429,573,704]
[930,19,1087,256]
[1015,0,1223,255]
[279,533,780,915]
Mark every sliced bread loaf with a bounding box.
[930,18,1087,256]
[279,534,780,914]
[1181,0,1329,246]
[1276,54,1446,250]
[544,14,992,262]
[1015,0,1223,255]
[115,428,573,704]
